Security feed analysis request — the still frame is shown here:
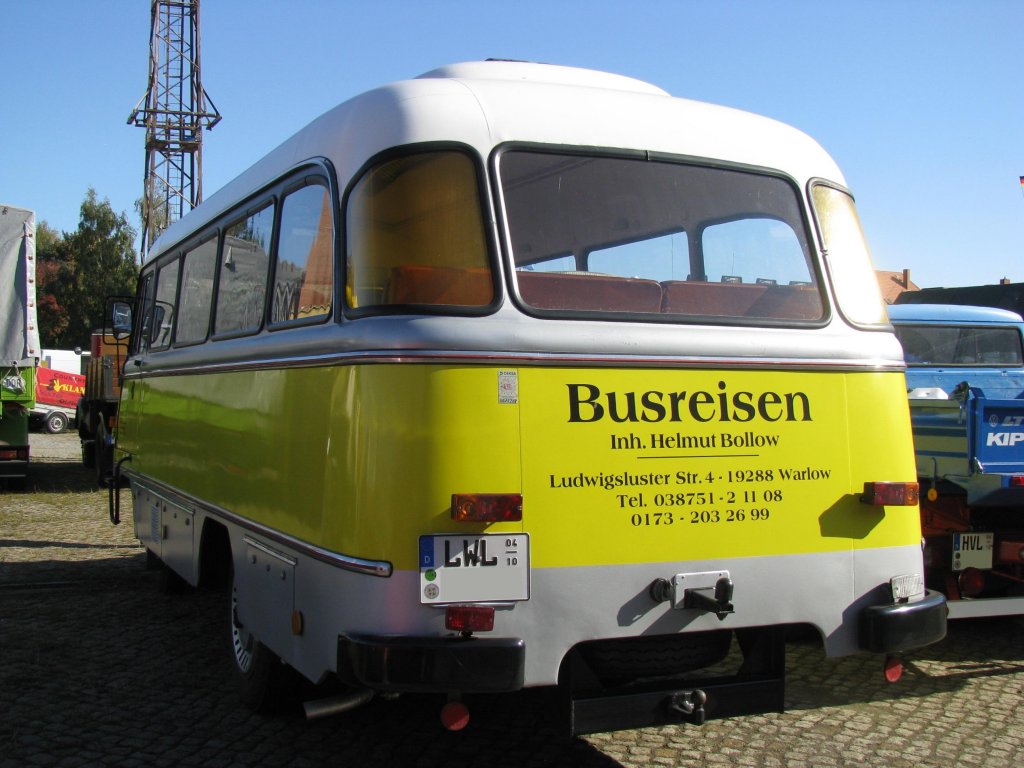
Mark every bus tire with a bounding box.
[229,571,294,712]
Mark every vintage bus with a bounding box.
[109,60,946,734]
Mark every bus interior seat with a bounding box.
[384,264,493,306]
[516,271,663,312]
[661,280,821,319]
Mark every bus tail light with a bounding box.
[451,494,522,522]
[0,447,28,461]
[445,604,494,633]
[861,482,919,506]
[1009,476,1024,488]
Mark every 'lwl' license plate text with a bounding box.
[419,534,530,604]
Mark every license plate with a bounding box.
[952,532,994,571]
[419,534,529,604]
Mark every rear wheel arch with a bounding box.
[198,518,233,590]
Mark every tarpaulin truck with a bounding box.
[889,303,1024,618]
[0,204,40,483]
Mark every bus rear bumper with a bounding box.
[860,589,948,653]
[338,633,525,693]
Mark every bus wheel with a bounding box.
[229,573,293,712]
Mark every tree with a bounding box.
[135,178,171,251]
[36,190,139,349]
[35,221,71,347]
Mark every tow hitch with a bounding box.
[650,570,735,619]
[668,689,708,725]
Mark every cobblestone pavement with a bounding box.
[2,433,1024,767]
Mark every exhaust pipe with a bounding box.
[303,688,375,720]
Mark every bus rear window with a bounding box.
[271,184,334,326]
[499,151,824,322]
[894,324,1024,367]
[345,150,494,314]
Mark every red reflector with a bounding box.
[861,482,919,506]
[1010,476,1024,488]
[883,655,903,683]
[958,567,985,597]
[445,605,494,633]
[451,494,522,522]
[440,701,471,731]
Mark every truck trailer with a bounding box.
[32,355,86,434]
[77,328,124,485]
[889,303,1024,618]
[0,204,40,483]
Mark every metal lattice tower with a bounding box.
[129,0,220,256]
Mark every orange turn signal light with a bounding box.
[451,494,523,522]
[861,481,919,506]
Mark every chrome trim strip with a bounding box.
[136,484,195,515]
[243,535,298,567]
[121,348,905,380]
[127,471,392,577]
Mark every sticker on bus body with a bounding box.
[418,533,530,604]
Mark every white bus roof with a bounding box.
[149,60,844,262]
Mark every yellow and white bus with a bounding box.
[110,60,946,734]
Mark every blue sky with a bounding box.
[2,1,1021,288]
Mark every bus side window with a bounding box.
[149,257,180,350]
[175,237,218,345]
[217,203,274,335]
[811,183,886,326]
[271,184,333,326]
[345,150,493,312]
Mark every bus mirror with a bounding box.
[111,301,133,339]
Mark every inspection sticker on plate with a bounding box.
[419,533,529,604]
